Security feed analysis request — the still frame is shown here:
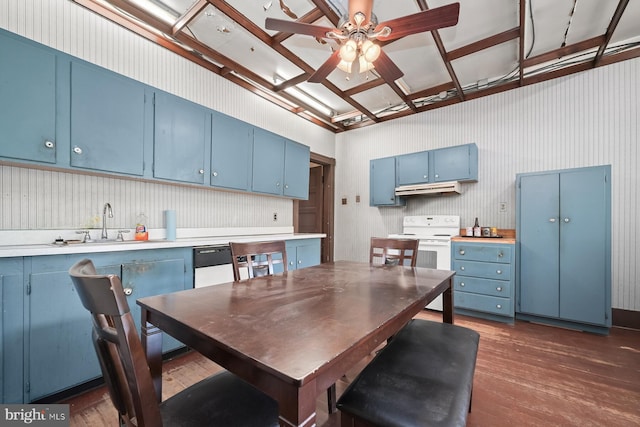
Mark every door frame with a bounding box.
[293,152,335,263]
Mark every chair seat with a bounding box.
[337,319,479,427]
[161,371,279,426]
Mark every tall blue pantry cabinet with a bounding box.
[516,165,611,334]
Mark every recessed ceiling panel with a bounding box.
[382,33,451,93]
[451,40,519,88]
[435,0,518,50]
[227,0,316,35]
[189,5,303,83]
[525,0,576,57]
[611,0,640,45]
[565,0,618,46]
[351,84,405,115]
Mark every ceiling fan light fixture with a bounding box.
[353,11,366,27]
[358,56,375,73]
[339,39,358,62]
[337,59,353,74]
[361,40,381,62]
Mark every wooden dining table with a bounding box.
[137,260,455,427]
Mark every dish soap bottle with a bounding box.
[135,213,148,241]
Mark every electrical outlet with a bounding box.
[273,212,278,221]
[499,202,507,213]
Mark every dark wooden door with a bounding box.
[299,165,323,233]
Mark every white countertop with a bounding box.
[0,227,325,258]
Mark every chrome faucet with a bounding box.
[102,202,113,239]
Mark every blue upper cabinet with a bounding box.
[0,32,57,164]
[396,151,429,185]
[252,128,310,199]
[252,128,285,195]
[211,111,253,191]
[431,143,478,182]
[70,61,146,176]
[370,157,405,206]
[153,91,209,184]
[283,139,310,199]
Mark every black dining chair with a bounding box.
[370,237,419,266]
[68,258,279,427]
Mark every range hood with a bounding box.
[395,180,461,197]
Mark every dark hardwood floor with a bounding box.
[63,311,640,426]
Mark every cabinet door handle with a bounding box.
[460,266,465,271]
[276,182,281,187]
[564,217,571,223]
[549,218,556,223]
[73,146,83,154]
[423,175,427,179]
[496,286,503,292]
[285,184,289,189]
[212,171,218,177]
[496,304,502,309]
[498,251,503,258]
[496,269,502,275]
[460,282,465,287]
[44,140,55,149]
[123,287,133,296]
[198,169,204,174]
[298,260,302,264]
[459,250,465,255]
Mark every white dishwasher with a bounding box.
[193,245,236,287]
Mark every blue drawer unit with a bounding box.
[452,241,516,323]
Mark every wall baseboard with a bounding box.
[612,308,640,330]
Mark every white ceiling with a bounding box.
[73,0,640,132]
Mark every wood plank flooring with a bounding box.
[63,311,640,426]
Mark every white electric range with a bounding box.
[389,215,460,311]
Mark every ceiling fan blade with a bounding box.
[265,17,338,39]
[308,50,341,83]
[373,50,404,82]
[375,2,460,42]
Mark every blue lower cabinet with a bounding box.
[0,258,25,404]
[451,241,516,323]
[286,239,321,271]
[25,248,192,402]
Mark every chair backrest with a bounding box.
[69,259,162,427]
[370,237,419,267]
[229,241,288,280]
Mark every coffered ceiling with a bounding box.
[71,0,640,132]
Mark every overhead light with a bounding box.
[337,38,381,79]
[274,74,334,117]
[127,0,177,24]
[339,40,358,63]
[361,40,381,62]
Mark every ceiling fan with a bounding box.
[265,0,460,83]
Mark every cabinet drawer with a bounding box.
[454,276,511,297]
[453,260,511,281]
[455,291,512,316]
[453,244,511,263]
